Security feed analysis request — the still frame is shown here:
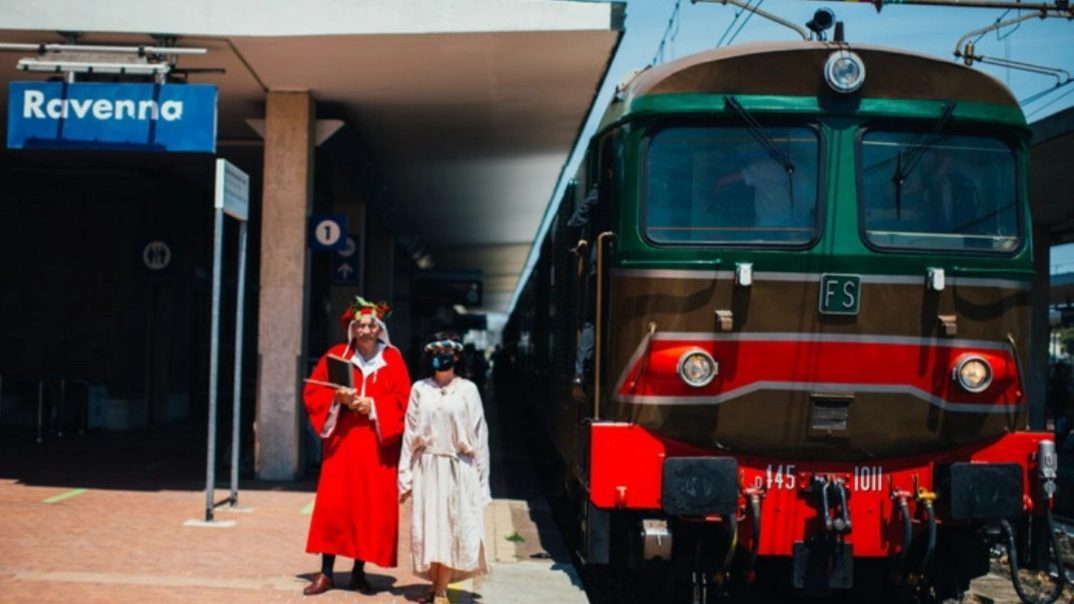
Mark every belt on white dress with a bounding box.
[419,449,471,519]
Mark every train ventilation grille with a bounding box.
[809,393,852,437]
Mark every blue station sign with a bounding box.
[7,82,217,152]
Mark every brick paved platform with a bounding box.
[0,383,587,604]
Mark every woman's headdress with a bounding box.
[424,339,464,353]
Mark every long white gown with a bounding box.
[399,376,491,582]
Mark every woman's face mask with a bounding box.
[432,352,456,372]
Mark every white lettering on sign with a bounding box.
[314,218,342,247]
[823,279,858,310]
[853,465,884,492]
[752,465,885,492]
[841,281,857,309]
[824,280,838,309]
[21,90,183,122]
[762,464,797,491]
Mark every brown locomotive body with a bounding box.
[506,28,1062,604]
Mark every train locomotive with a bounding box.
[504,7,1068,604]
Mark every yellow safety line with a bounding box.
[43,488,87,504]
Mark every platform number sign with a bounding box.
[310,214,347,251]
[819,274,860,315]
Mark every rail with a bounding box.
[1052,515,1074,584]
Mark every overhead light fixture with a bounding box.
[1,42,206,82]
[0,42,206,56]
[414,252,435,270]
[17,57,170,76]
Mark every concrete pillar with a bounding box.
[255,91,314,480]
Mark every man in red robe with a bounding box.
[302,296,412,596]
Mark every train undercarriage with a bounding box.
[568,423,1068,603]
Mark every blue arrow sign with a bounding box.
[330,235,360,285]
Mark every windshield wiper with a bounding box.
[725,96,795,173]
[725,95,796,202]
[892,102,956,218]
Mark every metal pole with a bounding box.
[78,380,87,436]
[205,205,224,522]
[0,43,207,55]
[229,221,248,507]
[769,0,1069,12]
[144,281,155,427]
[594,232,615,421]
[37,379,44,443]
[57,378,65,438]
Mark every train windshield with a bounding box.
[860,131,1020,253]
[643,126,820,245]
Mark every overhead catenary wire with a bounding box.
[1025,83,1074,118]
[716,0,752,48]
[651,0,683,66]
[719,0,763,48]
[949,7,1071,115]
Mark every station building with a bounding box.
[0,0,624,480]
[2,0,1073,487]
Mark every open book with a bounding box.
[326,354,354,389]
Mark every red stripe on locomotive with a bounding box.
[615,338,1023,407]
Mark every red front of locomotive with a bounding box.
[588,422,1051,559]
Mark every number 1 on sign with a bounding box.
[315,219,341,247]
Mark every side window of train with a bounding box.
[643,125,820,246]
[859,131,1020,253]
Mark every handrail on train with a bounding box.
[594,231,616,421]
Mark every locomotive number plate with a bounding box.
[819,274,860,315]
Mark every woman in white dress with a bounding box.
[399,332,491,604]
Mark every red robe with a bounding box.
[304,343,411,567]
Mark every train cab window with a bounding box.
[643,126,819,246]
[859,132,1020,253]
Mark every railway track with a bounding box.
[1050,515,1074,581]
[969,514,1074,604]
[575,518,1074,604]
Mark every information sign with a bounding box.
[7,82,217,152]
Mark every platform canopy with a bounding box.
[0,0,625,315]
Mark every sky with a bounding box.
[607,0,1074,124]
[507,0,1074,315]
[521,0,1074,300]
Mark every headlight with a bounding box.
[678,349,718,387]
[953,355,993,393]
[824,50,865,94]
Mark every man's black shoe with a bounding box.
[349,571,373,594]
